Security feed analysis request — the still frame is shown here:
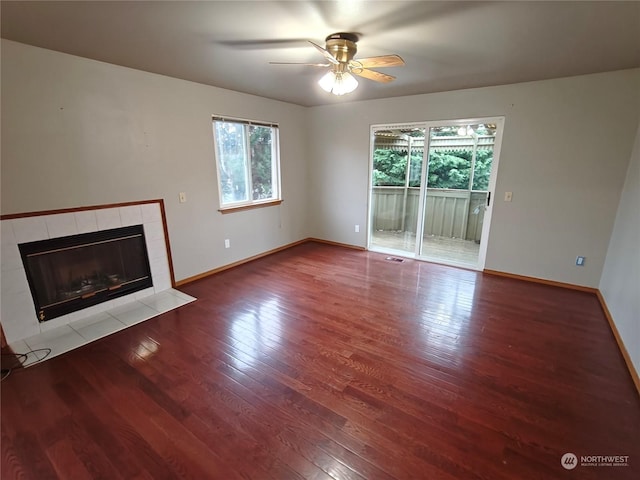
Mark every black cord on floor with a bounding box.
[1,348,53,381]
[1,352,28,364]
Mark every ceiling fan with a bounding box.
[270,32,405,96]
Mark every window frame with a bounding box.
[212,115,282,213]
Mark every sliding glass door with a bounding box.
[368,118,504,270]
[368,126,426,255]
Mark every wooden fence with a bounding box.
[371,187,488,241]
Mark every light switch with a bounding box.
[179,192,187,203]
[504,191,513,202]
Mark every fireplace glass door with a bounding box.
[19,224,153,322]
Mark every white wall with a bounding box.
[1,40,309,281]
[3,40,639,291]
[307,70,640,287]
[600,123,640,373]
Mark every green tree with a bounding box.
[426,148,493,190]
[215,122,248,202]
[373,143,493,191]
[215,122,277,203]
[249,126,273,200]
[471,149,493,190]
[372,149,408,186]
[372,149,424,187]
[427,151,471,189]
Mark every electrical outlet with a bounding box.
[179,192,187,203]
[355,224,360,233]
[224,239,230,249]
[576,256,585,266]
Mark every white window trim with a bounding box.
[212,115,282,212]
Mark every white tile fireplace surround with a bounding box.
[1,201,195,365]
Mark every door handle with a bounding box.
[487,191,491,206]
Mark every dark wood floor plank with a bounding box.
[59,355,176,480]
[211,339,458,480]
[51,373,155,480]
[45,438,95,480]
[2,242,639,479]
[74,347,245,480]
[123,323,335,480]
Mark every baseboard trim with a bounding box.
[175,238,310,286]
[595,291,640,397]
[306,237,366,251]
[482,269,598,293]
[175,238,365,287]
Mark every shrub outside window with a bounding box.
[212,116,280,209]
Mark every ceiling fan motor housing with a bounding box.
[325,32,358,63]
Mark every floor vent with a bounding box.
[385,256,405,263]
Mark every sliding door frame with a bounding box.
[367,116,505,270]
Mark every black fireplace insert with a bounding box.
[19,224,153,322]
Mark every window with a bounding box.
[212,116,281,210]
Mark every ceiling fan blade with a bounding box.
[269,62,331,67]
[309,41,339,65]
[219,38,310,50]
[352,68,396,83]
[352,54,405,69]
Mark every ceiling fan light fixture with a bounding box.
[457,125,475,136]
[271,32,402,95]
[318,70,358,96]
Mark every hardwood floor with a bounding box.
[2,242,639,479]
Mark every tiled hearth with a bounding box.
[10,288,194,366]
[1,200,195,365]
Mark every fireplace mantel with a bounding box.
[1,200,179,345]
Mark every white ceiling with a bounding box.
[2,1,639,107]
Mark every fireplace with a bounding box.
[19,225,153,322]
